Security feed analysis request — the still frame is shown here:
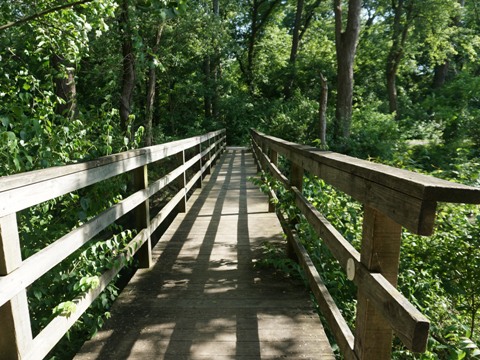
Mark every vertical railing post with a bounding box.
[290,162,303,191]
[0,213,33,359]
[288,161,304,259]
[195,143,203,188]
[206,136,212,175]
[267,148,278,213]
[253,138,261,173]
[133,165,152,268]
[211,135,218,167]
[354,206,402,359]
[175,150,187,213]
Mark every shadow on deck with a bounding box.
[75,148,334,360]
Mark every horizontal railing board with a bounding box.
[277,208,358,360]
[251,130,480,235]
[24,230,148,360]
[0,130,225,218]
[0,132,225,308]
[252,138,289,187]
[0,130,224,192]
[292,187,430,352]
[0,129,227,360]
[251,130,480,203]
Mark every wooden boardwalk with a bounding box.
[75,148,334,360]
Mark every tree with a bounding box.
[385,0,414,116]
[237,0,282,95]
[283,0,323,99]
[333,0,362,139]
[119,0,136,132]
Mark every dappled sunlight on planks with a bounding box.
[75,148,334,360]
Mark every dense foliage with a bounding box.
[0,0,479,359]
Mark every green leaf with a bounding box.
[0,116,9,127]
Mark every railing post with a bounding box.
[0,213,33,359]
[195,143,203,188]
[206,137,212,175]
[212,135,219,166]
[354,206,402,359]
[290,162,303,191]
[175,150,187,213]
[288,162,304,259]
[133,165,152,268]
[267,149,278,213]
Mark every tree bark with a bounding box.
[431,0,464,89]
[385,0,413,118]
[334,0,362,139]
[212,0,220,118]
[318,73,328,147]
[284,0,304,99]
[244,0,281,95]
[203,56,212,119]
[145,24,164,147]
[119,0,136,132]
[432,61,449,89]
[52,54,77,118]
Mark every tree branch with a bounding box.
[0,0,95,32]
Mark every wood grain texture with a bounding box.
[293,188,429,352]
[0,214,33,359]
[75,148,334,360]
[0,130,225,218]
[354,207,402,359]
[277,208,358,360]
[251,129,480,235]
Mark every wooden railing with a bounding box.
[0,129,226,360]
[250,129,480,360]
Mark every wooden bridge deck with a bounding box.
[75,148,334,360]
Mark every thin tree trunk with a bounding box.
[318,73,328,147]
[119,0,136,132]
[386,53,400,114]
[431,0,464,89]
[334,0,362,139]
[145,24,164,147]
[203,56,212,119]
[245,0,280,95]
[385,0,413,118]
[212,0,220,118]
[284,0,304,99]
[432,61,449,89]
[52,54,77,118]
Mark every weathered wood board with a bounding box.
[75,148,334,360]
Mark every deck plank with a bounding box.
[75,148,334,360]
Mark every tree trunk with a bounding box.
[334,0,362,139]
[385,0,413,118]
[432,61,449,89]
[145,24,164,147]
[284,0,304,99]
[318,73,328,147]
[246,0,259,94]
[203,56,212,119]
[212,0,220,119]
[244,0,280,95]
[431,0,464,89]
[119,0,136,132]
[386,51,400,114]
[52,54,77,118]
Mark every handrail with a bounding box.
[250,129,480,360]
[0,129,227,360]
